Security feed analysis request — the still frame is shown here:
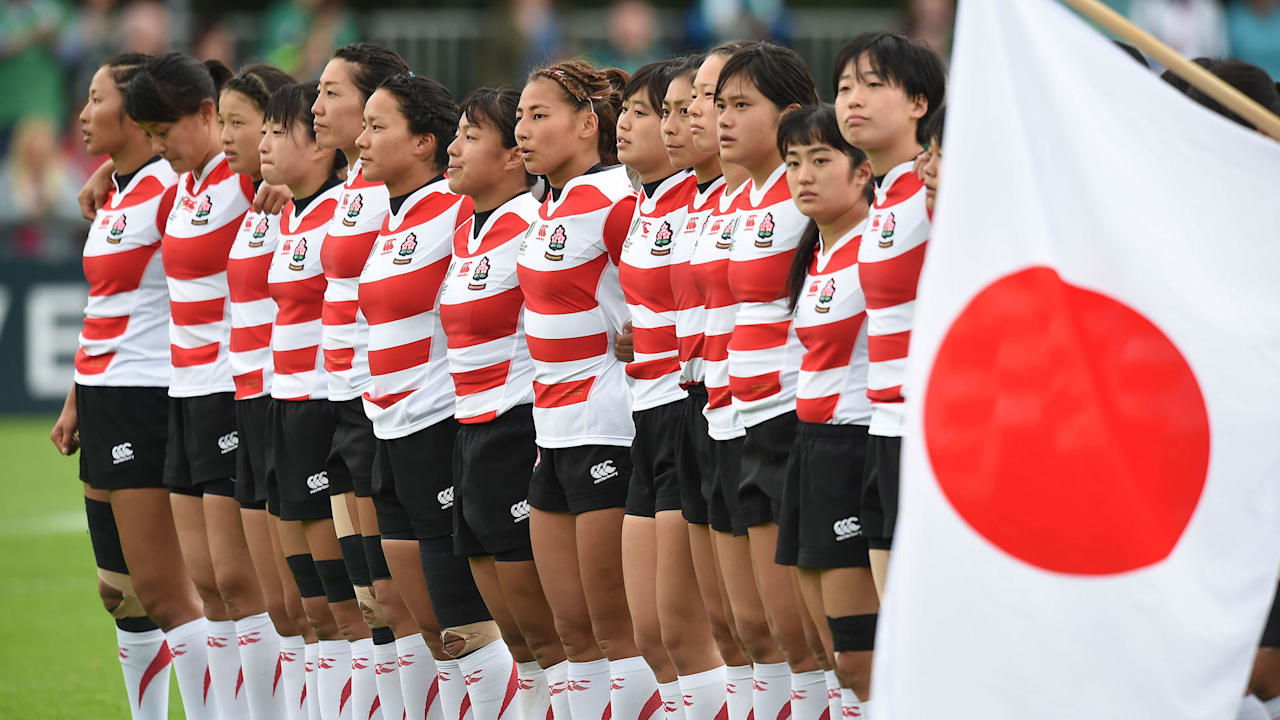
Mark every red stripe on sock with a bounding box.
[274,655,284,695]
[460,693,472,720]
[340,677,353,716]
[498,662,519,719]
[639,690,664,720]
[425,675,440,720]
[713,702,729,720]
[138,642,173,705]
[236,667,244,698]
[776,699,792,720]
[602,702,612,720]
[204,667,212,704]
[301,680,308,708]
[370,694,382,720]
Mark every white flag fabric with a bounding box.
[872,1,1280,718]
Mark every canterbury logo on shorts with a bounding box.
[306,471,329,494]
[590,460,618,483]
[217,432,239,454]
[833,516,862,541]
[111,442,134,465]
[510,500,531,522]
[437,486,454,510]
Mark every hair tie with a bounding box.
[408,70,415,78]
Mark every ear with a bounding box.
[782,102,802,116]
[414,133,437,160]
[854,159,874,186]
[578,108,599,141]
[502,144,525,173]
[909,94,928,122]
[199,98,218,123]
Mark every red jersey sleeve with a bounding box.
[603,195,638,265]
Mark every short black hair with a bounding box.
[332,43,411,101]
[460,85,521,149]
[1114,41,1148,69]
[833,32,947,144]
[923,105,946,148]
[103,53,150,93]
[125,52,233,123]
[223,64,294,113]
[623,59,677,111]
[716,42,819,109]
[376,74,458,170]
[1186,59,1280,130]
[265,82,346,172]
[1161,57,1215,95]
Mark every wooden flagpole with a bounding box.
[1059,0,1280,139]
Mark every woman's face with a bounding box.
[688,54,726,156]
[137,102,216,175]
[312,58,367,152]
[446,112,518,199]
[716,74,784,172]
[785,141,871,226]
[258,118,319,189]
[662,75,707,171]
[80,65,141,157]
[354,89,419,185]
[617,90,672,179]
[515,78,592,178]
[922,139,941,213]
[218,89,265,177]
[834,53,927,153]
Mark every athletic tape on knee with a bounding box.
[286,553,326,598]
[355,585,388,628]
[418,543,493,628]
[315,558,358,603]
[441,620,503,658]
[84,498,129,574]
[115,616,160,632]
[371,626,396,646]
[339,534,373,587]
[98,568,147,619]
[828,614,877,653]
[363,535,391,581]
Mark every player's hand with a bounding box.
[614,322,635,362]
[254,183,293,214]
[78,159,117,221]
[913,149,932,183]
[50,388,80,456]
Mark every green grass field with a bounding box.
[0,416,185,719]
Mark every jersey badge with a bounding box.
[716,217,736,250]
[393,233,418,265]
[191,195,213,225]
[107,214,127,243]
[342,193,364,227]
[544,225,568,261]
[754,212,776,248]
[249,217,270,247]
[815,279,835,313]
[650,221,674,256]
[879,212,896,248]
[288,238,308,270]
[468,256,491,290]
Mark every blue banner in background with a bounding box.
[0,258,87,415]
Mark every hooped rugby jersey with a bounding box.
[515,165,638,448]
[358,177,472,439]
[227,207,282,399]
[322,159,389,401]
[793,224,872,425]
[858,161,929,437]
[76,157,178,386]
[688,178,749,441]
[162,153,254,397]
[725,163,807,428]
[267,180,343,401]
[618,170,697,412]
[669,176,726,387]
[439,192,540,424]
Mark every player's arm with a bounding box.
[50,385,80,456]
[78,159,116,221]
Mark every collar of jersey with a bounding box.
[386,175,452,232]
[639,169,693,213]
[747,162,787,208]
[188,152,226,196]
[874,160,916,206]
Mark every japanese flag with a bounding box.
[872,1,1280,718]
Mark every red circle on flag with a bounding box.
[924,266,1210,575]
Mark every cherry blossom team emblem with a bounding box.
[249,216,270,247]
[716,217,736,249]
[650,221,674,256]
[816,279,835,313]
[754,212,776,248]
[288,238,308,270]
[544,225,568,261]
[878,212,896,247]
[468,256,491,290]
[393,233,418,265]
[191,195,213,225]
[106,215,127,243]
[342,193,363,226]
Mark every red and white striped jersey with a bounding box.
[669,176,726,387]
[688,179,749,441]
[268,181,343,401]
[227,208,282,399]
[358,178,471,439]
[726,164,807,428]
[76,158,178,387]
[618,170,697,411]
[515,165,638,448]
[322,160,389,401]
[439,192,540,424]
[794,224,872,425]
[858,162,929,437]
[162,153,254,397]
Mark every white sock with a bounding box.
[279,636,307,720]
[397,634,441,720]
[375,638,404,720]
[857,699,871,720]
[839,688,861,719]
[724,665,753,720]
[608,655,661,720]
[567,659,611,720]
[547,660,572,720]
[457,641,519,720]
[437,658,470,720]
[166,617,217,719]
[752,662,790,720]
[350,638,379,720]
[517,661,550,720]
[117,627,171,720]
[823,671,840,720]
[307,643,323,720]
[1264,694,1280,720]
[234,613,284,720]
[319,639,354,720]
[678,666,727,720]
[207,620,249,718]
[1241,695,1272,720]
[790,671,827,720]
[658,680,687,720]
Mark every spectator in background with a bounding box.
[596,0,664,73]
[0,0,71,147]
[906,0,954,59]
[1227,0,1280,79]
[194,20,237,68]
[258,0,358,79]
[684,0,790,49]
[116,1,169,54]
[1129,0,1228,59]
[0,117,86,259]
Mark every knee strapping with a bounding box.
[828,614,877,653]
[418,541,492,628]
[315,558,357,603]
[98,568,147,619]
[441,620,503,658]
[286,553,326,598]
[85,498,128,574]
[363,535,391,581]
[355,585,387,628]
[339,534,372,587]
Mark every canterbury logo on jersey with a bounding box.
[437,486,454,509]
[833,516,862,541]
[306,471,329,494]
[590,460,618,484]
[217,432,239,454]
[111,442,134,464]
[510,500,530,522]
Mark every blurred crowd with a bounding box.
[1,0,1278,261]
